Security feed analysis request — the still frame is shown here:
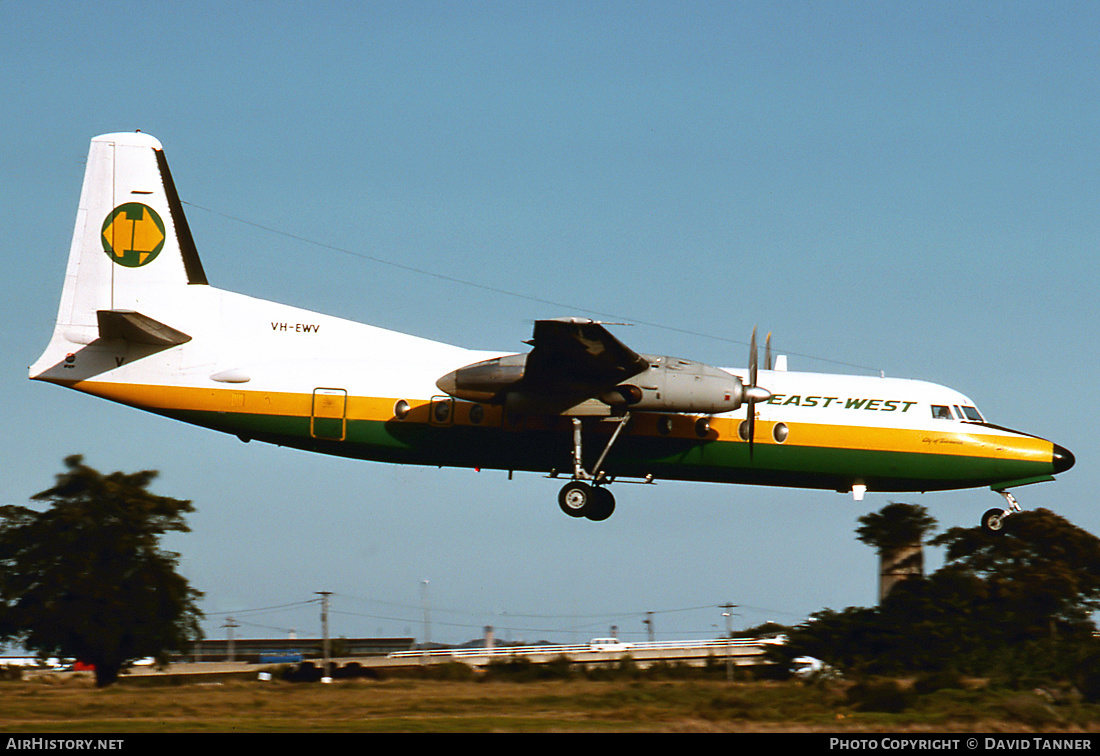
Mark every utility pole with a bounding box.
[223,617,239,662]
[317,591,332,682]
[420,580,431,665]
[720,603,737,683]
[644,611,654,643]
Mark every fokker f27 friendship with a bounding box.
[30,133,1074,532]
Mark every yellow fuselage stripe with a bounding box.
[69,380,1050,464]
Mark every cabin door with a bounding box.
[311,388,347,440]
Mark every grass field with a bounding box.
[1,670,1099,733]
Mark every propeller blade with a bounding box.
[747,327,758,459]
[744,326,773,461]
[765,332,772,371]
[747,407,756,459]
[749,326,758,388]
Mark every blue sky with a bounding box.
[2,1,1096,645]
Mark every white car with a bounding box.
[793,656,838,680]
[589,638,633,652]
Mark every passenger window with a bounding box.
[931,405,953,420]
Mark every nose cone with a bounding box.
[1053,444,1075,474]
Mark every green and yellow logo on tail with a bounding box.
[101,203,165,267]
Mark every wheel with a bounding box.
[558,481,592,518]
[981,508,1008,534]
[585,487,616,522]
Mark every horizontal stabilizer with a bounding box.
[97,309,191,346]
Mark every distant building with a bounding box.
[182,637,415,663]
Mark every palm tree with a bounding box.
[856,502,938,602]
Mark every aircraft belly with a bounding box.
[174,412,1041,494]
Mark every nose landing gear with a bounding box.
[982,490,1023,534]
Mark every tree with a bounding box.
[930,508,1100,643]
[0,456,204,686]
[856,502,938,602]
[781,507,1100,682]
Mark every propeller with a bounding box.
[743,327,773,459]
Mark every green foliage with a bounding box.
[732,621,787,639]
[1079,649,1100,704]
[485,654,575,681]
[0,456,204,687]
[930,508,1100,638]
[780,508,1100,685]
[586,654,642,681]
[846,678,914,713]
[421,661,478,681]
[855,502,937,553]
[912,669,964,695]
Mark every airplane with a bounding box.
[29,132,1074,533]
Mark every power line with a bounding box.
[202,599,319,618]
[182,200,881,374]
[200,592,806,640]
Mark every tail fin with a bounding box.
[58,132,206,334]
[31,132,206,378]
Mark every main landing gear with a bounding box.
[981,490,1023,534]
[555,414,632,521]
[558,480,615,521]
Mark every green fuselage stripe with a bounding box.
[166,407,1053,494]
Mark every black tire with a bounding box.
[558,481,592,518]
[981,508,1008,534]
[586,487,616,522]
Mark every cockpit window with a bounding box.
[930,404,984,422]
[931,405,953,420]
[960,405,984,422]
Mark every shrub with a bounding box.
[484,655,574,682]
[913,669,964,695]
[846,679,914,713]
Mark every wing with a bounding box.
[436,318,648,407]
[524,318,648,390]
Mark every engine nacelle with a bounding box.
[438,352,745,415]
[599,356,745,414]
[436,353,526,403]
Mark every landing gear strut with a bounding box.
[982,490,1023,534]
[556,414,630,521]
